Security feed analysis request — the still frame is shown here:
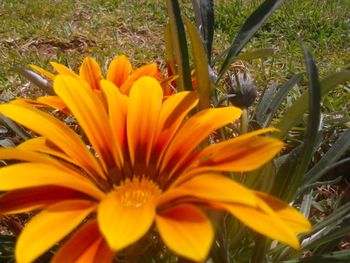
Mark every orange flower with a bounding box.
[0,76,310,262]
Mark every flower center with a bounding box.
[115,178,161,208]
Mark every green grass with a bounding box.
[1,0,349,113]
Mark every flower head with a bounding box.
[0,76,310,262]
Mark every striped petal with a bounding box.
[52,221,114,263]
[152,91,198,167]
[220,199,300,249]
[16,200,95,263]
[54,75,116,170]
[127,76,163,174]
[188,128,283,175]
[120,63,158,94]
[101,80,129,170]
[160,106,242,177]
[106,55,132,87]
[156,204,214,262]
[97,191,156,251]
[0,103,105,179]
[0,163,105,200]
[255,191,311,233]
[79,57,102,90]
[0,186,91,214]
[51,62,79,78]
[158,174,256,207]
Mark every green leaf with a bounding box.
[282,249,350,263]
[275,70,350,138]
[165,0,192,91]
[235,48,274,61]
[184,18,211,110]
[165,23,176,77]
[255,82,278,126]
[0,114,31,140]
[217,0,285,81]
[200,0,214,62]
[16,67,54,95]
[302,128,350,186]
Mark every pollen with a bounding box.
[115,178,162,208]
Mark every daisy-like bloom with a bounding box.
[0,76,310,263]
[15,55,173,111]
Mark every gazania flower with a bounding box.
[15,55,174,111]
[0,76,310,263]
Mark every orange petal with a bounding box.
[54,75,116,171]
[100,80,129,170]
[189,128,283,174]
[52,220,114,263]
[219,199,300,249]
[16,200,95,263]
[156,204,214,262]
[37,96,68,112]
[0,163,105,200]
[151,91,198,167]
[97,191,156,250]
[127,76,163,174]
[160,106,242,177]
[79,57,102,90]
[106,55,132,87]
[51,62,79,78]
[29,64,55,80]
[254,191,311,233]
[0,186,91,214]
[0,103,105,179]
[159,174,256,207]
[120,63,158,94]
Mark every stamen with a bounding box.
[114,178,161,208]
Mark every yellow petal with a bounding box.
[51,62,79,78]
[37,96,68,112]
[0,103,105,179]
[54,75,116,170]
[220,200,300,249]
[152,91,198,166]
[159,174,256,207]
[79,57,102,90]
[160,106,242,177]
[29,64,55,80]
[16,200,95,263]
[127,76,163,174]
[0,163,105,200]
[0,186,90,214]
[97,191,156,250]
[120,63,158,94]
[106,55,132,87]
[52,221,114,263]
[255,191,311,233]
[190,128,283,173]
[101,80,129,170]
[156,204,214,262]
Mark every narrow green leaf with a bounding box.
[302,128,350,185]
[255,83,278,126]
[235,48,274,61]
[217,0,285,81]
[16,67,54,95]
[0,114,31,140]
[284,46,321,201]
[165,23,176,76]
[275,70,350,138]
[282,249,350,263]
[165,0,192,91]
[184,18,211,110]
[200,0,214,62]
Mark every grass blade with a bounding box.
[184,18,211,110]
[217,0,285,81]
[165,0,192,91]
